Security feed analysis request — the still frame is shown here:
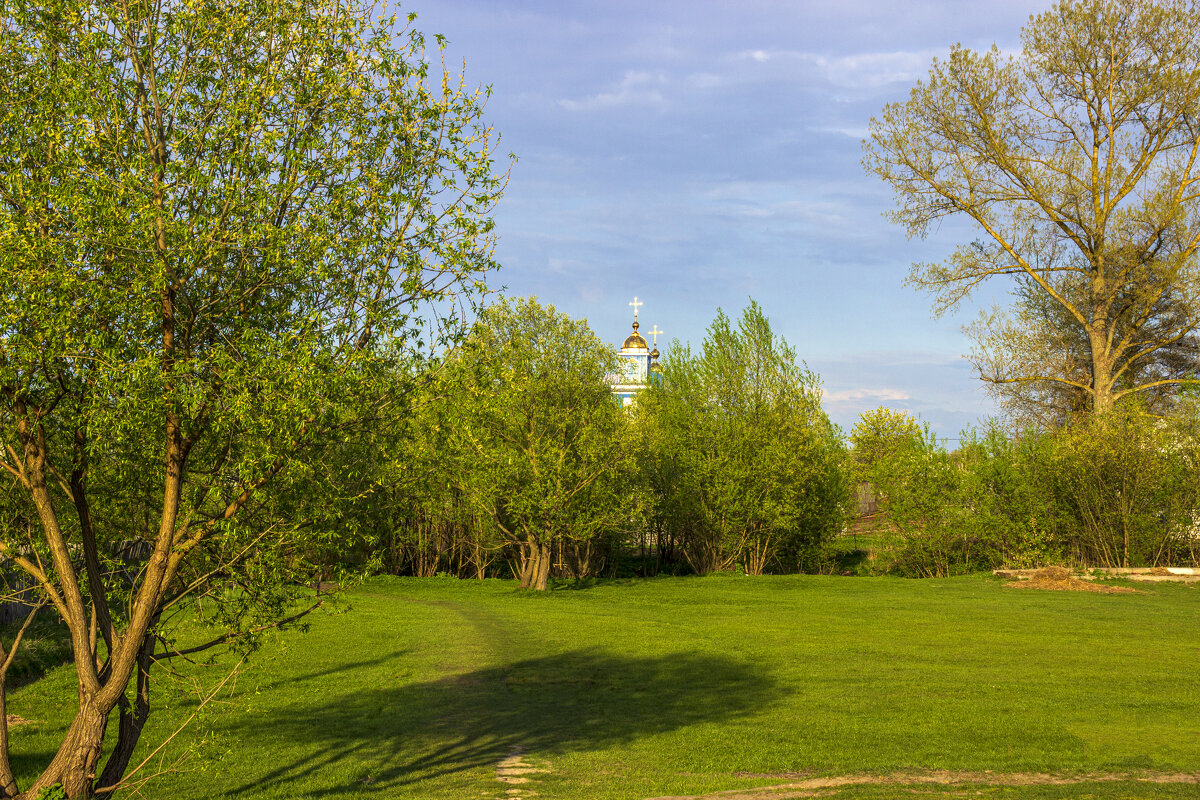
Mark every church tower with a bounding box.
[611,297,661,406]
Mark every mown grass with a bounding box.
[0,617,72,690]
[8,574,1200,799]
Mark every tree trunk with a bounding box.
[518,540,551,590]
[29,699,109,799]
[531,542,551,591]
[97,633,155,791]
[575,540,593,579]
[0,684,16,798]
[1089,323,1115,413]
[517,542,534,587]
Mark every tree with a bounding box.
[871,423,1060,577]
[443,297,633,591]
[865,0,1200,414]
[640,302,848,575]
[849,407,924,478]
[0,1,507,796]
[969,279,1200,428]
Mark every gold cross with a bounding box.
[649,325,664,347]
[629,296,643,323]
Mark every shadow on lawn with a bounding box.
[223,648,778,797]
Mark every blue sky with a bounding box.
[408,0,1051,436]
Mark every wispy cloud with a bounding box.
[822,387,911,403]
[812,125,870,139]
[558,70,669,111]
[559,45,940,115]
[733,47,938,89]
[813,50,937,89]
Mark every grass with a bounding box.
[0,616,72,690]
[8,573,1200,799]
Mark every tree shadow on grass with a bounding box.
[10,747,57,788]
[246,650,413,694]
[221,648,778,797]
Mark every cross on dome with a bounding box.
[612,297,656,406]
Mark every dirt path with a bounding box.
[493,746,549,799]
[645,770,1200,799]
[393,596,555,799]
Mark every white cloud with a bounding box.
[556,46,947,116]
[733,47,939,89]
[558,70,669,111]
[812,50,936,89]
[701,180,866,231]
[812,125,870,140]
[822,387,911,403]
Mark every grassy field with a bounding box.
[9,573,1200,799]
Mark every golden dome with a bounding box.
[622,321,649,350]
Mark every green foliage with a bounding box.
[0,0,508,794]
[441,297,634,589]
[34,785,67,800]
[871,405,1200,576]
[639,302,849,575]
[849,406,923,484]
[1046,404,1200,567]
[876,422,1060,577]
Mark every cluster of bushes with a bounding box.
[337,297,850,587]
[637,305,848,575]
[336,296,1200,585]
[853,404,1200,577]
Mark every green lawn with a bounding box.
[10,574,1200,799]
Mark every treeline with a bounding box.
[333,297,851,588]
[851,405,1200,576]
[328,296,1200,587]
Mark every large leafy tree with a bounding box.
[443,297,632,591]
[640,302,847,575]
[969,279,1200,428]
[865,0,1200,414]
[0,1,506,796]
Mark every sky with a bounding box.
[406,0,1052,436]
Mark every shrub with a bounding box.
[873,422,1060,577]
[639,302,849,575]
[874,405,1200,576]
[1046,404,1200,567]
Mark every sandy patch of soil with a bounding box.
[1004,566,1139,594]
[646,770,1200,799]
[494,747,548,799]
[5,715,30,727]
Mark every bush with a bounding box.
[639,302,849,575]
[1046,404,1200,567]
[869,421,1060,577]
[872,405,1200,576]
